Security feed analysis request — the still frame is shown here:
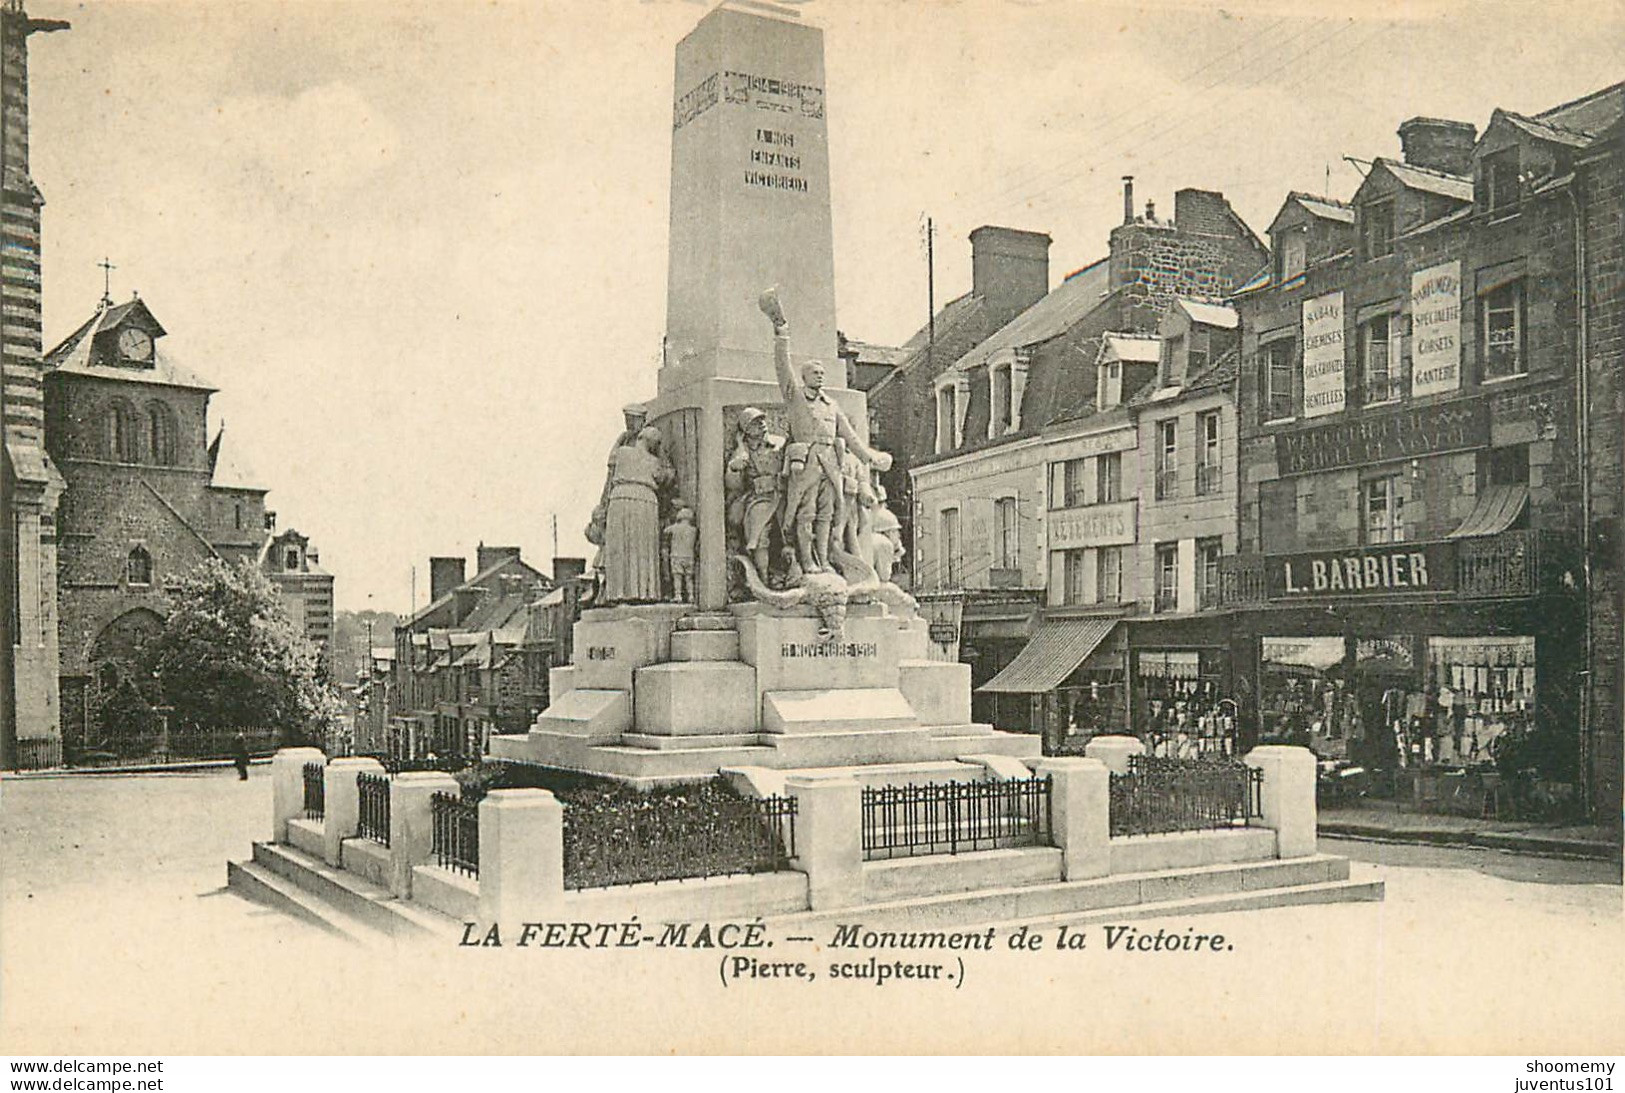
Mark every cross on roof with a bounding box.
[97,257,115,306]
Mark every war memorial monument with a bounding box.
[489,1,1042,786]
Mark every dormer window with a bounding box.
[990,365,1010,437]
[1277,227,1307,282]
[1188,331,1209,379]
[1097,358,1122,411]
[1483,148,1521,214]
[1161,335,1183,387]
[1361,201,1395,259]
[935,384,957,454]
[286,548,300,570]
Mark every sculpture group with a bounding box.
[588,288,911,634]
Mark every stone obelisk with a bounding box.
[647,0,868,610]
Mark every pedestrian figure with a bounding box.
[232,732,250,781]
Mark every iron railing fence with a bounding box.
[431,791,480,877]
[1109,755,1262,837]
[356,771,391,846]
[563,793,797,890]
[861,776,1053,861]
[302,761,325,820]
[368,754,473,776]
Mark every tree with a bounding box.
[141,558,340,746]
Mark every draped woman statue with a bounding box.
[601,426,673,603]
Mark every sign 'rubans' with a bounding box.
[1275,397,1489,476]
[1301,291,1346,419]
[1267,541,1457,599]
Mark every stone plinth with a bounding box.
[732,604,900,705]
[634,661,757,735]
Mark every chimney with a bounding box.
[476,544,522,573]
[969,225,1052,328]
[552,557,587,586]
[1122,176,1134,225]
[429,556,465,601]
[1397,117,1477,177]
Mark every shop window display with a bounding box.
[1427,636,1534,766]
[1258,637,1346,754]
[1134,650,1236,758]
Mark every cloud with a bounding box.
[207,82,401,207]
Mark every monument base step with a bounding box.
[490,725,1043,788]
[771,853,1380,932]
[762,688,919,735]
[722,759,1010,797]
[227,843,463,946]
[621,731,766,752]
[863,846,1061,902]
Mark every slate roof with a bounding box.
[1532,81,1625,140]
[1174,298,1238,330]
[44,299,211,391]
[208,428,266,492]
[1100,333,1161,363]
[1371,158,1475,203]
[1269,192,1355,233]
[949,258,1111,374]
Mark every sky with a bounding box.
[24,0,1622,613]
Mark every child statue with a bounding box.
[664,506,698,604]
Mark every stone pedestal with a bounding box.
[271,747,324,844]
[1244,745,1318,859]
[478,789,565,925]
[322,756,384,867]
[388,771,460,898]
[1084,734,1146,774]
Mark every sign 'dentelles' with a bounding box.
[1266,541,1457,599]
[1301,291,1346,419]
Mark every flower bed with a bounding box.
[455,762,796,889]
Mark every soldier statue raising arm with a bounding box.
[758,287,891,575]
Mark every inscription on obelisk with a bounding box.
[661,1,841,393]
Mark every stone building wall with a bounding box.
[1580,129,1623,821]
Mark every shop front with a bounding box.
[1227,540,1580,814]
[958,593,1041,732]
[976,615,1127,752]
[1126,617,1240,759]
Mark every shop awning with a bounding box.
[977,619,1118,694]
[1448,484,1528,539]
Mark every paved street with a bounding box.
[2,771,1620,1054]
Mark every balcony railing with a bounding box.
[1457,529,1571,598]
[1218,529,1577,606]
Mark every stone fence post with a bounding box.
[1084,734,1146,774]
[389,771,460,899]
[323,756,385,867]
[785,775,862,911]
[1033,757,1110,880]
[1243,745,1318,859]
[477,789,565,926]
[271,746,324,844]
